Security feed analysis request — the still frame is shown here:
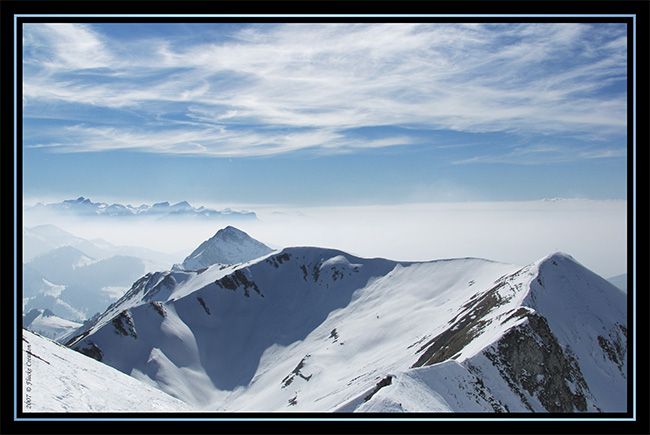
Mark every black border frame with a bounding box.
[1,1,648,434]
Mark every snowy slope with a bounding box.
[336,361,506,412]
[67,239,626,412]
[180,226,272,270]
[23,309,82,341]
[22,330,190,412]
[354,253,627,413]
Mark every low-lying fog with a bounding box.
[24,199,627,278]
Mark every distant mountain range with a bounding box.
[24,246,150,321]
[28,197,257,220]
[23,225,175,322]
[24,223,177,263]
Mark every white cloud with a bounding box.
[24,23,113,70]
[23,23,627,158]
[454,142,627,165]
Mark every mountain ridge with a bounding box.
[64,232,626,412]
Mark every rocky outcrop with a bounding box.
[483,313,592,412]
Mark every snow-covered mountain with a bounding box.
[23,264,86,321]
[23,309,82,341]
[28,197,256,221]
[24,224,176,264]
[22,224,177,322]
[180,226,273,271]
[24,247,152,321]
[22,330,189,412]
[66,232,626,413]
[27,246,96,283]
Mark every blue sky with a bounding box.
[23,23,628,206]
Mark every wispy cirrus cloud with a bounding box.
[27,124,415,157]
[24,23,113,70]
[23,22,627,161]
[454,142,627,165]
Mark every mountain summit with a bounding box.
[181,226,273,271]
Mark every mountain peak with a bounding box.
[216,225,247,237]
[539,251,576,265]
[63,196,92,205]
[181,227,273,271]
